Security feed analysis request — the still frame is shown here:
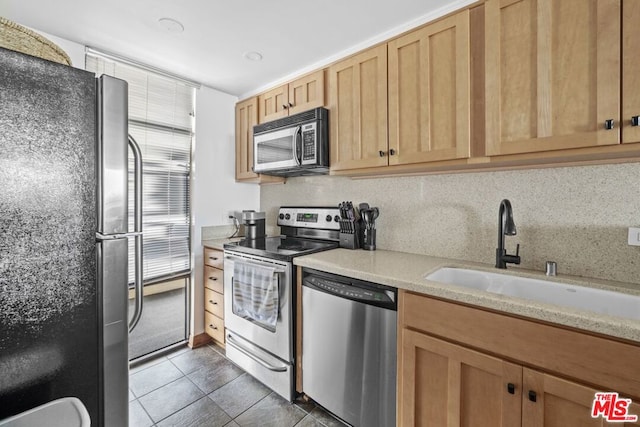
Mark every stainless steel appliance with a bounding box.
[302,268,397,427]
[0,47,142,426]
[253,107,329,177]
[242,210,266,240]
[223,206,340,401]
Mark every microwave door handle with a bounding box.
[293,125,302,166]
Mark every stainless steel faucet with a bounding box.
[496,199,521,269]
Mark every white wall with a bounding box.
[26,28,86,69]
[190,86,260,338]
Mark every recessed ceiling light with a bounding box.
[243,51,263,61]
[158,18,184,33]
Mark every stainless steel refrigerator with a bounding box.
[0,47,143,426]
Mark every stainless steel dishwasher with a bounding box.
[301,268,397,427]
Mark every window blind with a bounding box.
[86,53,196,283]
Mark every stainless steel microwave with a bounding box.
[253,107,329,177]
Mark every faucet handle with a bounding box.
[515,243,520,256]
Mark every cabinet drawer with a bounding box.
[205,288,224,318]
[205,311,224,344]
[204,266,223,293]
[204,248,224,269]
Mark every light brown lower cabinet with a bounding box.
[400,330,640,427]
[398,290,640,426]
[522,369,640,427]
[203,247,225,346]
[400,329,521,426]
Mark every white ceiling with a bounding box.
[1,0,473,97]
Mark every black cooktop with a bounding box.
[223,236,338,262]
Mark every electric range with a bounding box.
[222,206,340,401]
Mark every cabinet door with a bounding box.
[329,45,388,171]
[399,329,521,427]
[522,368,640,427]
[235,97,259,180]
[388,11,470,165]
[485,0,620,156]
[288,70,325,115]
[258,84,289,123]
[622,0,640,144]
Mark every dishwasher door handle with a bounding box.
[226,334,288,372]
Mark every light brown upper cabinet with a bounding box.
[388,10,471,165]
[236,97,258,181]
[235,97,283,183]
[484,0,621,156]
[623,0,640,144]
[329,45,389,171]
[330,11,471,173]
[258,70,325,124]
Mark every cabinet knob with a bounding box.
[528,390,537,402]
[604,119,615,130]
[632,116,640,127]
[507,383,515,394]
[282,104,288,109]
[379,150,386,157]
[389,148,396,155]
[289,102,294,108]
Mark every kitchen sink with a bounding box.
[424,267,640,321]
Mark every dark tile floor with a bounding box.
[129,344,348,427]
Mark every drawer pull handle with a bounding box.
[632,115,640,127]
[209,324,217,330]
[604,119,614,130]
[507,383,515,394]
[208,277,218,281]
[209,256,218,261]
[528,390,537,402]
[208,300,218,305]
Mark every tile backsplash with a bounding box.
[261,163,640,286]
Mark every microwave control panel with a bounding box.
[301,122,316,163]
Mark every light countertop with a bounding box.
[202,237,242,251]
[293,249,640,344]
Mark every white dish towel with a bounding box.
[232,260,279,331]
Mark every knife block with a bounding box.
[339,219,362,250]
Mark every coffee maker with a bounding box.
[242,210,266,240]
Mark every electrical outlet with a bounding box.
[628,227,640,246]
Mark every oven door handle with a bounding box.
[224,255,287,273]
[227,334,288,372]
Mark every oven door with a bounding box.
[223,251,292,362]
[253,125,302,173]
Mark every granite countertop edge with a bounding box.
[293,248,640,344]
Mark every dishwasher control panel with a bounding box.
[303,274,396,307]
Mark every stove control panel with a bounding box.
[277,207,341,230]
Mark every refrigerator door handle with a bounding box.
[128,134,144,333]
[95,232,143,240]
